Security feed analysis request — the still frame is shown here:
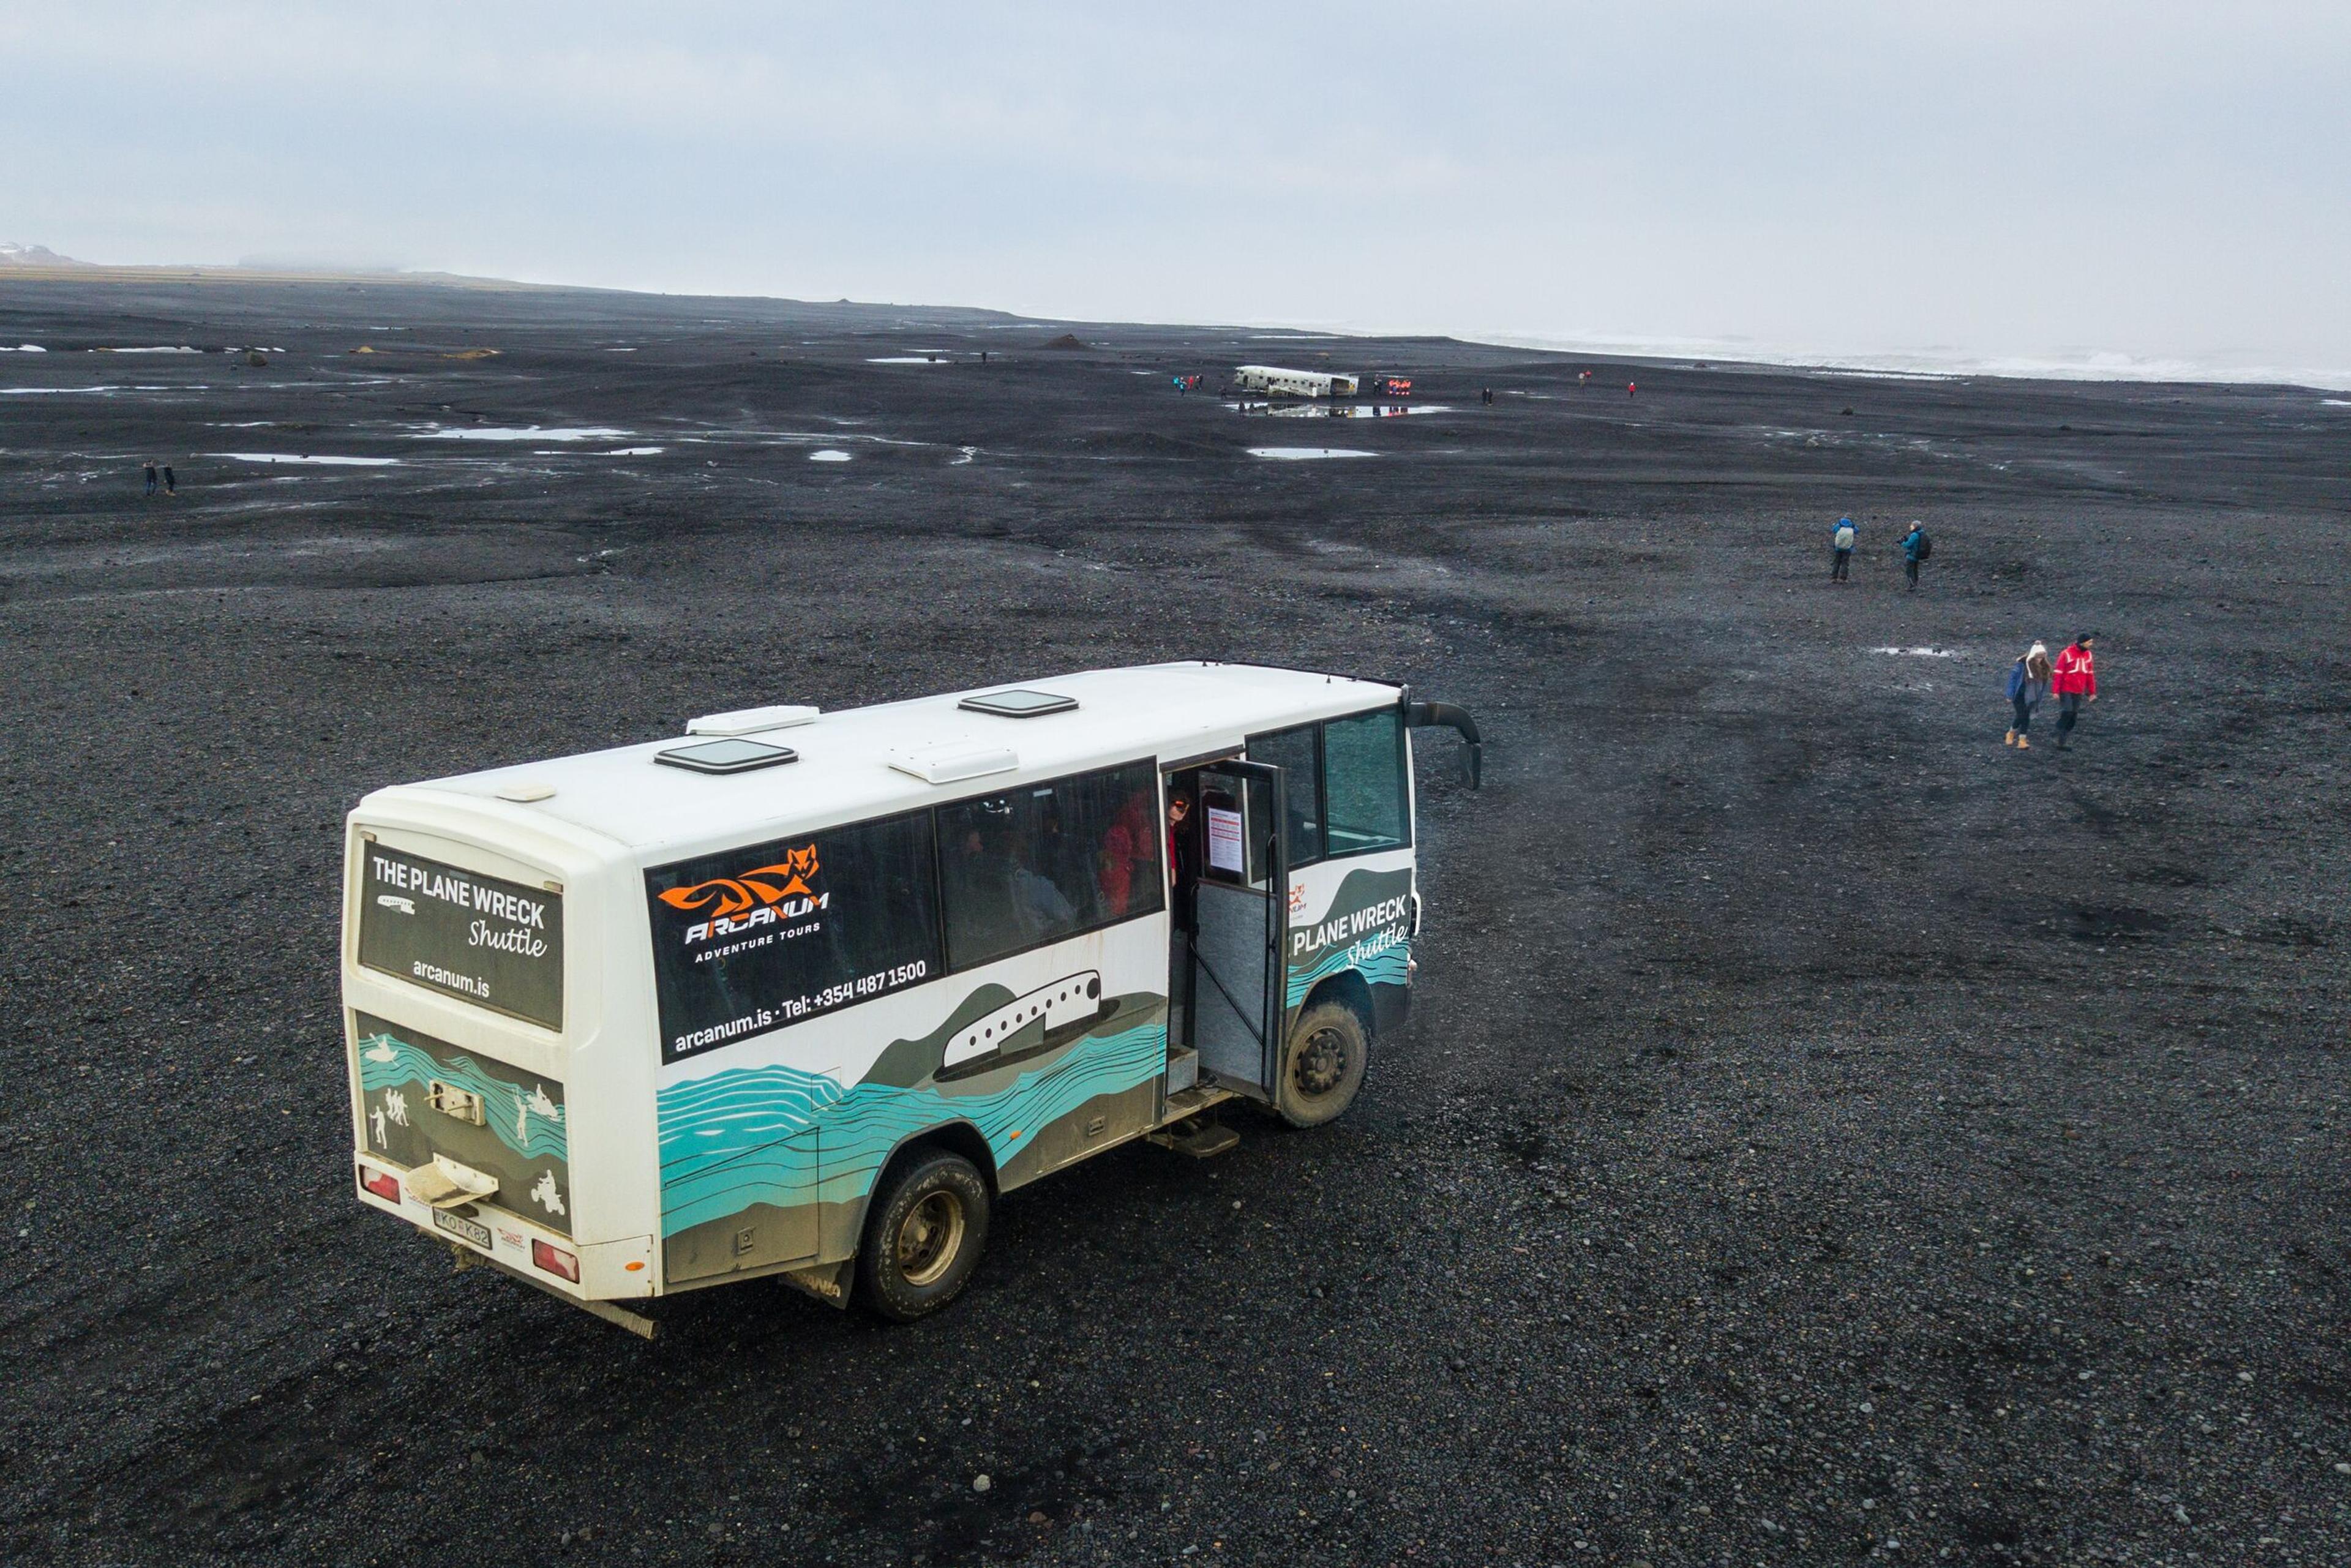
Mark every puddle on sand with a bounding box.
[1228,401,1452,419]
[421,425,632,442]
[809,450,852,462]
[1247,447,1376,461]
[212,452,401,467]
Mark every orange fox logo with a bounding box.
[659,845,820,919]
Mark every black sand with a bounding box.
[3,276,2349,1567]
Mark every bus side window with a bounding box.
[937,760,1163,972]
[1245,724,1323,866]
[1321,709,1409,856]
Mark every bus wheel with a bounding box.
[1275,1001,1368,1128]
[857,1149,992,1322]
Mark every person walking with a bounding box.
[2051,633,2098,748]
[2004,642,2052,748]
[143,460,159,497]
[1831,516,1856,582]
[162,463,176,497]
[1899,520,1930,591]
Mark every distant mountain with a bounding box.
[0,243,89,267]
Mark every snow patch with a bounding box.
[1248,447,1376,460]
[1872,646,1957,658]
[0,343,46,353]
[97,345,202,354]
[420,425,632,442]
[809,449,852,462]
[867,355,949,364]
[602,446,664,456]
[212,452,401,467]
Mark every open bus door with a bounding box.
[1185,760,1287,1100]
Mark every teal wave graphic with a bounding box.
[656,1020,1167,1237]
[1286,936,1411,1007]
[356,1031,569,1163]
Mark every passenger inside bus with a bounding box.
[1007,829,1076,936]
[1095,786,1159,917]
[1165,790,1195,929]
[942,822,1018,964]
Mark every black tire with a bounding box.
[856,1149,991,1322]
[1273,1000,1368,1128]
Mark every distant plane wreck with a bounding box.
[1233,364,1359,399]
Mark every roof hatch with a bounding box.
[654,737,799,775]
[958,689,1077,719]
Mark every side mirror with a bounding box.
[1403,700,1483,790]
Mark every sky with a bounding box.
[7,2,2350,380]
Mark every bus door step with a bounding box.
[1149,1117,1239,1160]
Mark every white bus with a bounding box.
[343,662,1480,1334]
[1232,364,1360,399]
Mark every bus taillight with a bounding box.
[532,1240,581,1283]
[360,1166,402,1203]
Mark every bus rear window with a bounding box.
[646,810,941,1065]
[357,845,564,1029]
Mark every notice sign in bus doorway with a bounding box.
[1205,806,1244,874]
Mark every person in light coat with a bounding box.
[2004,643,2052,749]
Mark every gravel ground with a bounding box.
[2,277,2348,1567]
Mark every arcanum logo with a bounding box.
[658,846,830,946]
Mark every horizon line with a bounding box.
[5,257,2347,395]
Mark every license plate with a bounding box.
[432,1207,492,1250]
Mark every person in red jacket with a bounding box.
[2051,633,2098,748]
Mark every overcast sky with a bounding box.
[9,3,2349,378]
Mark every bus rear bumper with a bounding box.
[354,1153,656,1319]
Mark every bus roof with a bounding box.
[364,662,1402,862]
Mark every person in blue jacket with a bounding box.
[2004,642,2051,749]
[1830,516,1856,582]
[1899,521,1929,590]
